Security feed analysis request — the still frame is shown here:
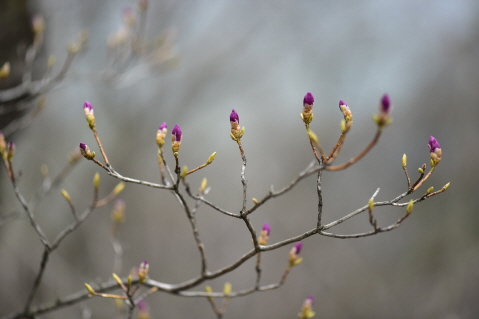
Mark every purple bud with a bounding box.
[79,143,87,151]
[83,101,93,111]
[303,92,314,106]
[172,124,182,142]
[159,122,167,131]
[230,109,239,124]
[262,223,271,236]
[306,295,314,305]
[137,300,148,312]
[339,100,347,109]
[428,136,441,153]
[7,141,14,151]
[294,242,302,255]
[380,94,391,113]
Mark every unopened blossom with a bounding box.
[428,136,442,166]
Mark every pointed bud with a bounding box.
[428,136,442,166]
[137,300,150,319]
[112,273,123,286]
[113,182,125,195]
[373,94,392,128]
[61,189,71,202]
[111,199,126,223]
[181,165,188,178]
[93,172,100,189]
[223,282,232,295]
[380,94,391,114]
[84,283,96,295]
[426,186,434,194]
[402,154,407,168]
[206,152,217,165]
[406,199,414,215]
[442,182,450,190]
[368,199,374,211]
[298,295,316,319]
[301,92,314,124]
[289,242,303,267]
[83,101,96,129]
[339,100,353,122]
[0,62,10,79]
[138,260,149,283]
[199,178,208,194]
[230,109,244,140]
[32,15,45,35]
[79,143,95,160]
[171,124,182,153]
[258,222,271,245]
[252,198,259,204]
[156,123,167,148]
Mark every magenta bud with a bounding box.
[306,295,314,305]
[339,100,347,109]
[428,136,441,153]
[83,101,93,112]
[262,223,271,236]
[172,124,182,142]
[303,92,314,106]
[159,122,167,131]
[79,143,86,151]
[230,109,239,124]
[294,242,302,254]
[380,94,391,114]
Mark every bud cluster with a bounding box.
[171,124,182,153]
[301,92,314,124]
[156,122,168,148]
[288,242,303,267]
[428,136,442,167]
[230,109,244,140]
[83,101,96,129]
[372,94,392,128]
[257,223,270,246]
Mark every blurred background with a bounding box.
[1,0,479,318]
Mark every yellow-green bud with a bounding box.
[61,189,71,202]
[223,282,232,295]
[442,182,450,190]
[199,178,207,194]
[112,273,123,286]
[0,62,10,79]
[418,167,424,174]
[205,285,213,293]
[426,186,434,194]
[113,182,125,195]
[206,152,217,165]
[84,283,96,295]
[368,199,374,211]
[406,199,414,215]
[402,154,407,168]
[93,172,100,189]
[181,166,188,178]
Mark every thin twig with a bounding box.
[327,130,381,171]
